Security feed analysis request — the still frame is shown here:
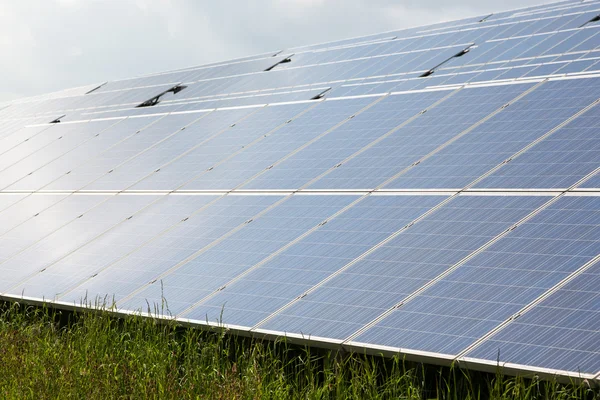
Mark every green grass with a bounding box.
[0,302,597,399]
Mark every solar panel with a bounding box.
[57,195,282,304]
[465,252,600,375]
[258,195,548,340]
[352,196,599,356]
[185,194,449,327]
[1,0,599,382]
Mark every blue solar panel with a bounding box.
[259,195,547,340]
[8,194,219,300]
[0,124,53,154]
[0,194,162,292]
[242,90,451,190]
[84,107,266,191]
[120,194,359,315]
[578,171,600,188]
[386,78,600,190]
[129,104,314,190]
[180,98,376,190]
[354,196,600,356]
[58,195,281,305]
[0,120,118,182]
[475,104,600,189]
[183,195,448,327]
[467,257,600,375]
[44,113,203,191]
[308,83,535,189]
[6,117,162,191]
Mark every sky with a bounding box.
[0,0,556,102]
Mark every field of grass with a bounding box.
[0,302,597,399]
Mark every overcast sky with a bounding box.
[1,0,555,102]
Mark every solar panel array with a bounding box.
[1,0,599,381]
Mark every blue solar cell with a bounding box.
[557,58,600,74]
[542,28,599,55]
[476,104,600,189]
[467,258,600,375]
[308,83,535,189]
[573,32,600,52]
[0,194,27,214]
[578,171,600,188]
[44,113,202,191]
[6,117,162,191]
[59,195,281,305]
[0,195,111,267]
[8,194,219,300]
[0,120,119,187]
[385,78,600,189]
[0,194,70,237]
[121,194,358,315]
[242,90,451,190]
[180,98,376,190]
[0,194,161,292]
[183,195,447,327]
[355,196,600,356]
[0,124,52,154]
[522,62,565,78]
[259,195,547,340]
[129,103,312,191]
[84,106,265,191]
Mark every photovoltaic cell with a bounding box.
[130,103,314,190]
[83,107,264,190]
[43,113,202,191]
[241,90,451,190]
[259,195,547,340]
[183,195,448,327]
[59,195,282,305]
[0,194,161,292]
[355,196,599,356]
[0,120,118,183]
[121,194,358,315]
[6,117,162,191]
[578,171,600,188]
[8,194,219,300]
[467,256,600,375]
[308,83,535,189]
[476,103,600,189]
[386,78,600,189]
[179,98,377,190]
[0,124,53,155]
[0,194,111,265]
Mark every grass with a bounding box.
[0,301,597,399]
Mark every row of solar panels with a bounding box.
[0,0,598,382]
[0,190,597,378]
[2,0,600,122]
[0,75,597,379]
[0,76,597,193]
